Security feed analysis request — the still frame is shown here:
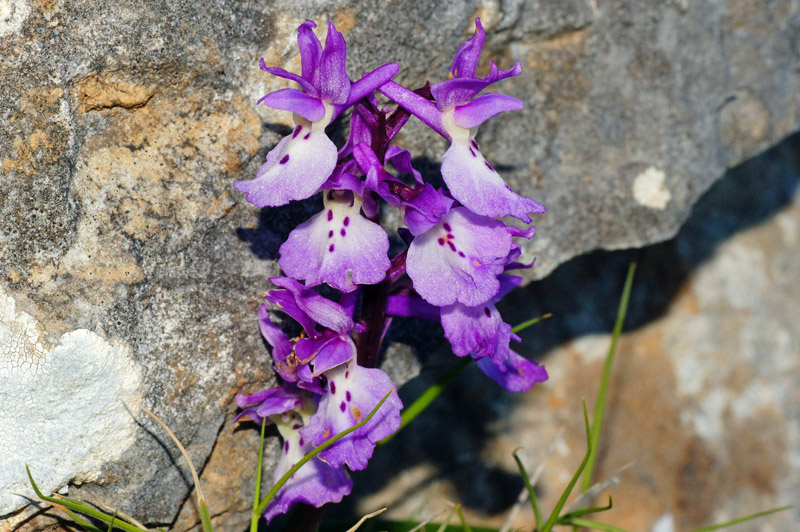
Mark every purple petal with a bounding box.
[431,61,522,109]
[295,332,355,376]
[258,305,299,382]
[476,351,548,392]
[301,362,402,470]
[385,294,441,321]
[279,192,390,293]
[234,385,307,424]
[340,62,400,110]
[440,139,545,222]
[317,20,350,104]
[441,301,512,363]
[379,81,448,139]
[450,18,485,78]
[496,274,524,300]
[452,93,523,129]
[264,410,352,523]
[406,207,512,306]
[385,145,423,183]
[260,60,317,96]
[233,123,337,208]
[269,277,354,334]
[258,88,326,122]
[402,184,453,236]
[297,20,323,86]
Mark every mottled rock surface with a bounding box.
[1,0,799,529]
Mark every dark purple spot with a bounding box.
[484,307,492,317]
[329,244,335,252]
[292,423,302,430]
[469,148,477,157]
[299,437,304,446]
[303,132,311,140]
[330,381,336,394]
[345,370,349,378]
[443,223,452,232]
[292,125,303,138]
[484,161,495,172]
[327,209,333,221]
[447,242,457,252]
[346,391,352,402]
[458,251,465,257]
[343,216,350,226]
[340,228,346,237]
[340,401,346,412]
[279,154,290,165]
[471,139,479,150]
[284,441,290,453]
[328,230,334,238]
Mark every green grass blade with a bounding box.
[380,359,471,445]
[453,504,473,532]
[512,451,544,529]
[26,466,149,532]
[199,501,213,532]
[435,509,457,532]
[250,418,268,532]
[60,507,104,532]
[107,511,118,532]
[511,313,552,334]
[559,517,632,532]
[687,505,792,532]
[255,390,395,516]
[559,497,613,520]
[581,262,636,492]
[540,402,593,532]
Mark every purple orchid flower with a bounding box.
[476,351,548,392]
[279,189,390,293]
[235,385,352,523]
[301,359,403,470]
[402,186,526,307]
[379,18,545,222]
[234,20,399,208]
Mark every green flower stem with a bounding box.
[253,390,395,518]
[581,262,636,492]
[560,517,631,532]
[249,418,268,532]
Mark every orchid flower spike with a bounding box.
[380,18,545,222]
[234,20,399,208]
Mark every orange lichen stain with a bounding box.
[2,85,60,175]
[75,75,155,113]
[332,8,357,35]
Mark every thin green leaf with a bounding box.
[512,451,543,529]
[255,390,395,516]
[249,418,268,532]
[559,497,613,520]
[380,359,471,445]
[435,508,457,532]
[26,466,149,532]
[540,402,593,532]
[107,511,118,532]
[511,313,552,334]
[582,262,636,492]
[198,501,213,532]
[560,517,632,532]
[453,504,473,532]
[687,505,792,532]
[60,507,104,532]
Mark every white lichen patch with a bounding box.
[0,0,30,38]
[0,288,142,516]
[633,166,672,210]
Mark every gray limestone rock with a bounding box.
[1,0,799,528]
